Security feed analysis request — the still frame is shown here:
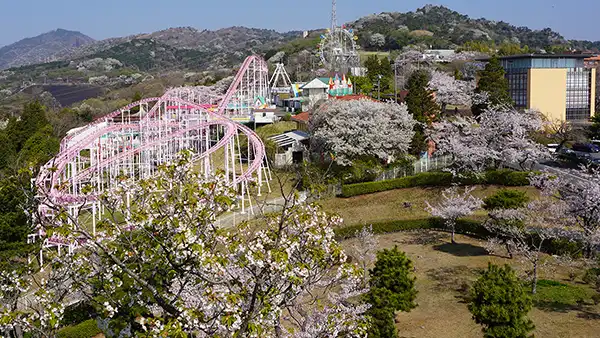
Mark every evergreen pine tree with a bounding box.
[472,56,513,117]
[365,246,417,338]
[365,55,382,83]
[405,70,439,155]
[131,91,143,114]
[588,114,600,140]
[468,263,535,338]
[405,70,440,124]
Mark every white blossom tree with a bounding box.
[530,169,600,258]
[310,99,416,166]
[484,198,576,294]
[428,70,475,111]
[428,105,549,173]
[369,34,386,49]
[351,226,379,285]
[425,186,483,244]
[1,151,369,337]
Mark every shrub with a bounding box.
[483,189,530,210]
[484,170,532,186]
[365,246,417,338]
[57,319,102,338]
[61,301,96,326]
[340,170,532,197]
[583,268,600,285]
[468,264,535,338]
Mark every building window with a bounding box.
[505,68,528,108]
[566,68,592,122]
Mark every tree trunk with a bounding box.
[505,241,513,259]
[449,220,457,244]
[532,259,539,294]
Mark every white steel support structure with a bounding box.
[33,55,273,258]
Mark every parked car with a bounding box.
[571,143,600,153]
[557,143,600,167]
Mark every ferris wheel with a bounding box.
[318,26,360,73]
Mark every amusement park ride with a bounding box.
[29,0,359,260]
[30,55,274,260]
[317,0,360,74]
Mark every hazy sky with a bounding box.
[0,0,598,47]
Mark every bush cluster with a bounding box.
[340,170,532,197]
[57,319,102,338]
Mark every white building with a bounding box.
[300,78,330,102]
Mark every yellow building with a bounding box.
[498,54,596,122]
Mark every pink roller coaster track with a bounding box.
[36,55,271,216]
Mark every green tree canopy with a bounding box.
[405,69,439,155]
[364,55,393,94]
[472,56,513,117]
[17,124,60,168]
[405,69,440,124]
[468,263,535,338]
[365,246,417,338]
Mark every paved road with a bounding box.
[217,192,308,228]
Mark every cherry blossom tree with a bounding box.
[530,169,600,258]
[427,70,475,111]
[1,151,369,337]
[428,105,549,173]
[310,99,416,166]
[350,226,379,285]
[484,198,576,294]
[369,34,386,49]
[425,186,483,244]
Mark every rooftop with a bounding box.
[479,54,593,61]
[269,130,309,148]
[291,111,310,123]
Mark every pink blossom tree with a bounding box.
[425,186,483,244]
[428,105,549,173]
[428,70,475,111]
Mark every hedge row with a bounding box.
[335,218,582,257]
[57,319,102,338]
[335,218,487,240]
[340,170,532,198]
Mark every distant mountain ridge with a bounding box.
[51,26,300,63]
[348,5,595,50]
[1,5,599,75]
[0,29,95,69]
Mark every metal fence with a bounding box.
[375,155,452,181]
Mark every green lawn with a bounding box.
[320,185,540,226]
[341,231,600,338]
[359,51,391,64]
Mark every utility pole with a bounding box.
[393,62,398,103]
[377,74,383,101]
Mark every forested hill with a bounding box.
[348,5,599,51]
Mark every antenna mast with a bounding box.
[331,0,337,33]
